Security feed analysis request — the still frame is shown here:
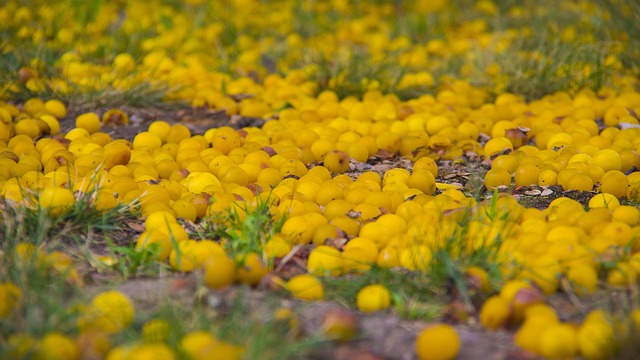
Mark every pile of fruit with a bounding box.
[1,0,640,359]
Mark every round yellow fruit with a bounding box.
[479,295,510,330]
[415,324,461,360]
[202,254,236,289]
[287,274,324,301]
[356,284,392,312]
[39,187,75,216]
[538,323,578,359]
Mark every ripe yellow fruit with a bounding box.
[44,99,67,118]
[415,324,460,360]
[565,173,594,192]
[588,193,620,210]
[323,150,350,174]
[180,331,242,360]
[80,291,134,334]
[142,318,170,343]
[307,245,344,276]
[399,245,432,271]
[566,264,597,296]
[287,274,324,301]
[599,170,628,198]
[321,309,358,342]
[39,187,75,216]
[484,168,511,189]
[202,254,236,289]
[538,323,578,359]
[537,168,558,186]
[409,170,436,194]
[479,295,510,330]
[135,231,173,260]
[356,284,392,312]
[170,240,225,272]
[102,109,130,127]
[0,282,22,318]
[578,318,616,360]
[492,154,518,173]
[484,137,513,157]
[235,252,268,285]
[593,149,622,172]
[36,332,80,360]
[76,112,101,134]
[612,205,640,225]
[514,163,541,186]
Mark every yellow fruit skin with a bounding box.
[578,320,616,360]
[539,323,578,359]
[479,295,510,330]
[202,254,236,289]
[287,274,324,301]
[415,324,461,360]
[0,282,22,318]
[356,284,392,312]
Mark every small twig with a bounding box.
[275,244,304,273]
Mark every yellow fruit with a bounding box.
[413,157,438,178]
[612,205,640,225]
[142,319,170,343]
[399,245,432,271]
[287,274,324,301]
[180,331,242,360]
[323,150,350,174]
[479,295,510,330]
[235,252,269,285]
[538,323,578,359]
[0,282,22,318]
[76,112,101,134]
[538,169,558,186]
[202,254,236,289]
[80,291,134,334]
[321,309,358,342]
[39,187,75,216]
[578,318,616,360]
[409,170,436,194]
[599,170,628,198]
[44,99,67,118]
[102,109,130,127]
[356,284,391,312]
[307,245,344,276]
[567,264,597,296]
[415,324,461,360]
[565,173,594,192]
[593,149,622,172]
[484,137,513,157]
[514,164,541,186]
[135,231,173,260]
[36,332,80,360]
[484,168,511,189]
[170,240,224,272]
[588,193,620,210]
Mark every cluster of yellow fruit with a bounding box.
[3,0,635,110]
[6,289,244,360]
[3,0,640,358]
[3,85,640,357]
[482,90,640,196]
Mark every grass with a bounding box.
[321,266,442,321]
[198,193,285,261]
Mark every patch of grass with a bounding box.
[0,176,139,249]
[198,193,284,260]
[321,266,442,321]
[306,46,416,100]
